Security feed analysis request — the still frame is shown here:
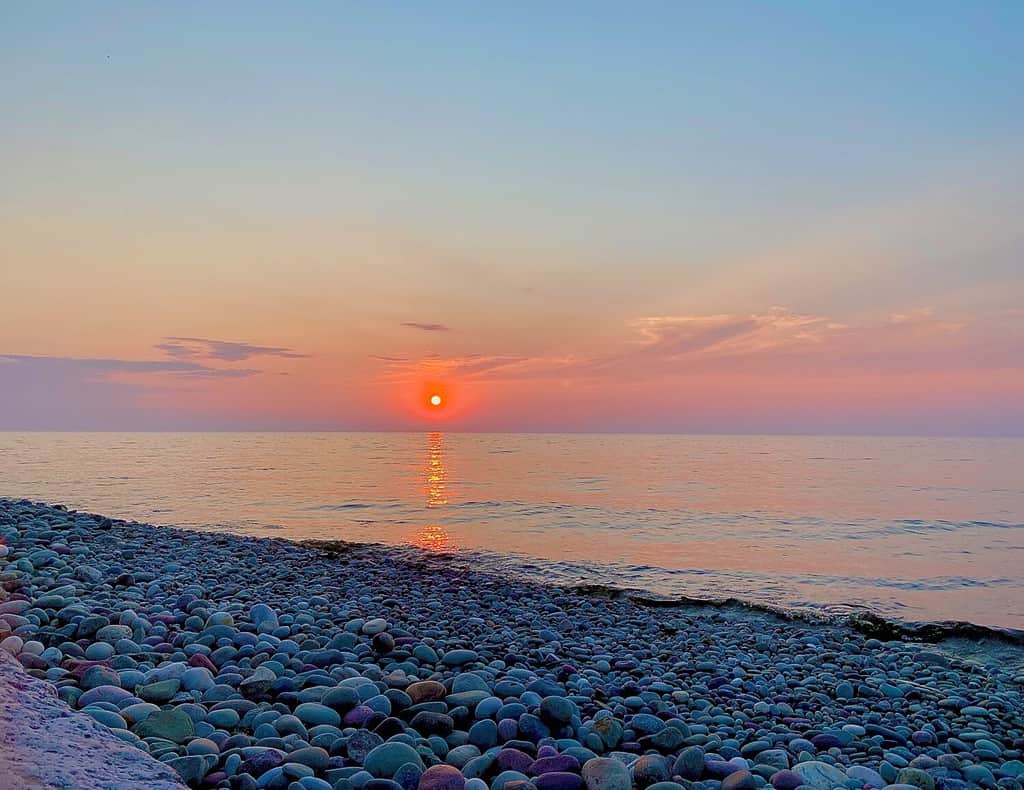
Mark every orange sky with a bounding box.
[2,5,1023,433]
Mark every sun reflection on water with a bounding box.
[415,524,452,552]
[414,432,452,551]
[426,432,448,507]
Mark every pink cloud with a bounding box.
[372,306,1016,386]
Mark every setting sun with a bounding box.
[413,382,456,419]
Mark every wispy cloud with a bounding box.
[590,307,1003,377]
[0,354,259,379]
[610,309,839,366]
[373,306,1021,384]
[375,353,530,381]
[158,337,309,362]
[401,322,452,332]
[0,335,308,390]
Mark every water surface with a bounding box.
[2,432,1021,630]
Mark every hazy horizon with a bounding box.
[3,4,1023,434]
[2,428,1024,438]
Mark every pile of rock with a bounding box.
[1,499,1022,790]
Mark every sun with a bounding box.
[429,394,443,407]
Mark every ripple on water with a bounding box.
[1,432,1022,630]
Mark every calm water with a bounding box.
[2,432,1022,630]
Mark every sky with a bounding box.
[1,2,1023,434]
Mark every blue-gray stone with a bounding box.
[793,762,849,790]
[582,758,632,790]
[365,743,426,778]
[442,650,479,667]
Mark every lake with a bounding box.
[2,432,1021,630]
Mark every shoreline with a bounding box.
[1,498,1022,790]
[11,495,1024,647]
[299,540,1024,650]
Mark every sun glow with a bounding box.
[412,382,462,421]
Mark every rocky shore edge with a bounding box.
[1,498,1022,790]
[0,647,187,789]
[303,542,1024,649]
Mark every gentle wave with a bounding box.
[2,431,1022,630]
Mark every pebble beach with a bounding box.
[1,498,1022,790]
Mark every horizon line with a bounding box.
[1,429,1022,439]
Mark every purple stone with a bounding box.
[706,761,739,779]
[556,665,576,681]
[497,749,533,774]
[528,756,581,776]
[343,705,376,727]
[811,733,843,749]
[534,774,584,790]
[239,749,284,777]
[498,718,518,741]
[78,684,135,707]
[19,654,48,671]
[771,771,803,790]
